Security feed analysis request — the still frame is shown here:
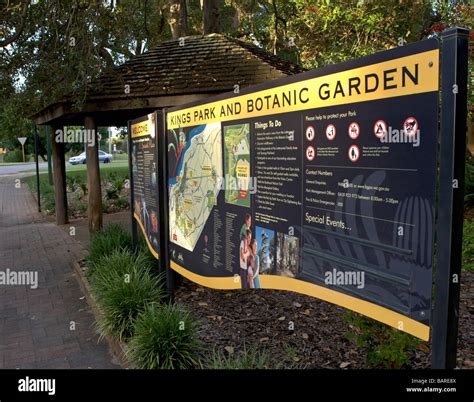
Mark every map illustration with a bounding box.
[168,123,223,251]
[223,123,251,207]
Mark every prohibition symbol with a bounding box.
[374,120,387,139]
[348,145,360,163]
[348,122,360,139]
[326,124,336,141]
[306,146,316,161]
[403,117,418,137]
[306,125,315,141]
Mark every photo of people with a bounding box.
[248,239,260,288]
[255,226,275,275]
[148,113,156,138]
[240,213,252,240]
[150,211,158,233]
[239,228,252,289]
[275,233,300,278]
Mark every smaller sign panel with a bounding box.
[130,114,160,258]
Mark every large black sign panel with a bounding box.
[165,39,440,340]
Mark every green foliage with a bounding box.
[86,223,132,269]
[105,178,125,200]
[115,196,129,210]
[87,248,143,284]
[128,303,199,369]
[286,0,434,69]
[464,162,474,207]
[207,345,271,369]
[91,256,165,341]
[344,312,420,368]
[463,218,474,272]
[22,174,56,213]
[3,148,29,162]
[22,166,129,217]
[435,1,473,112]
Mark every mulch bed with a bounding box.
[175,270,474,369]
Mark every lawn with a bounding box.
[23,159,128,173]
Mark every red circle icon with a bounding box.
[325,124,336,141]
[403,117,418,137]
[374,120,387,139]
[348,145,360,163]
[305,125,315,141]
[306,146,316,161]
[348,122,360,139]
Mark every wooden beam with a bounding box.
[31,93,223,126]
[51,125,68,225]
[85,116,103,233]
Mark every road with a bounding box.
[0,162,48,175]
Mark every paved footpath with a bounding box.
[0,174,119,368]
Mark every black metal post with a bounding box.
[34,124,41,212]
[46,126,53,185]
[157,109,175,301]
[127,122,138,254]
[431,27,469,369]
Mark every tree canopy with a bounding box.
[0,0,472,144]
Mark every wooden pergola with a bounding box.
[30,34,304,232]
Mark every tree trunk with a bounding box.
[51,125,68,225]
[169,0,188,39]
[203,0,221,34]
[271,0,278,55]
[85,116,103,233]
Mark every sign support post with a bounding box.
[127,122,138,254]
[157,110,175,301]
[46,126,53,185]
[17,136,27,162]
[431,28,469,369]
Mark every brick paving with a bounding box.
[0,174,119,369]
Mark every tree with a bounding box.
[203,0,222,34]
[0,0,172,144]
[169,0,189,38]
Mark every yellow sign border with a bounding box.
[134,212,159,259]
[168,49,439,129]
[170,261,429,340]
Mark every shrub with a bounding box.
[88,248,153,285]
[105,186,120,200]
[115,196,129,209]
[86,223,132,268]
[207,345,271,369]
[128,303,199,369]
[463,219,474,271]
[344,312,420,368]
[93,262,165,341]
[136,232,161,267]
[465,161,474,207]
